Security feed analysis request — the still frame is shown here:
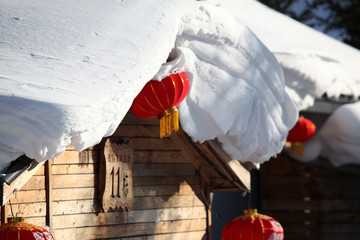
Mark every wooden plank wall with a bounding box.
[0,114,209,239]
[260,153,360,240]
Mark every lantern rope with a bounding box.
[9,199,15,218]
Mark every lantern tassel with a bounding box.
[289,142,304,157]
[159,107,179,138]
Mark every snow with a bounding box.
[209,0,360,110]
[0,0,297,172]
[207,0,360,167]
[298,102,360,166]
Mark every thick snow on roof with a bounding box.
[210,0,360,110]
[208,0,360,167]
[299,102,360,166]
[0,0,297,172]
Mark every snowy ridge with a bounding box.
[0,0,297,172]
[210,0,360,110]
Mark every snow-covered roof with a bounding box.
[210,0,360,110]
[0,0,298,172]
[208,0,360,167]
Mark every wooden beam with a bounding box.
[45,159,53,232]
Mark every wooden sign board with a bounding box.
[100,139,133,212]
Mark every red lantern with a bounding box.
[0,217,55,240]
[286,117,316,157]
[287,117,316,143]
[130,72,190,138]
[222,209,284,240]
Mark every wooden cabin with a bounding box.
[260,99,360,240]
[0,113,250,239]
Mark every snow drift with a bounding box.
[0,0,297,172]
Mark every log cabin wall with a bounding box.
[260,153,360,240]
[0,113,210,239]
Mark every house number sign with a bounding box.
[101,139,133,212]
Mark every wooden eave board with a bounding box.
[172,128,249,191]
[206,140,251,190]
[1,160,45,206]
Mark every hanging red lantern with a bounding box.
[222,209,284,240]
[286,116,316,157]
[0,217,55,240]
[287,116,316,143]
[130,72,190,138]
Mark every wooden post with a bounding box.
[45,159,53,232]
[1,203,7,224]
[203,179,212,240]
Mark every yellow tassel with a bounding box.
[173,110,179,132]
[160,116,166,139]
[289,142,304,158]
[167,112,171,137]
[158,107,179,138]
